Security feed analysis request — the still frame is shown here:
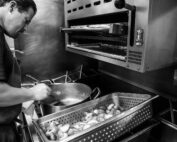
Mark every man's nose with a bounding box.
[21,25,28,33]
[24,25,28,31]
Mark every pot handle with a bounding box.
[34,101,44,117]
[90,87,101,100]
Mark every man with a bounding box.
[0,0,51,141]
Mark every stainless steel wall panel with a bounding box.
[15,0,97,81]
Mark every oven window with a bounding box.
[65,11,133,61]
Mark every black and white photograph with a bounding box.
[0,0,177,141]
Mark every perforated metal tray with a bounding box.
[33,92,157,142]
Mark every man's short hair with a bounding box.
[0,0,37,14]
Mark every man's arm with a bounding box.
[0,82,51,107]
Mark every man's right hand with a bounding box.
[30,83,51,101]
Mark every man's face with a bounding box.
[4,3,35,38]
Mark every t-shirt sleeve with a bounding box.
[0,33,6,80]
[0,61,5,80]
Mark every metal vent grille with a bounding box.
[128,51,142,65]
[66,0,112,14]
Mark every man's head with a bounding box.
[0,0,37,38]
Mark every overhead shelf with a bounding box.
[70,35,127,44]
[61,27,110,33]
[67,44,126,61]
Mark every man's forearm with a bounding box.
[0,83,34,106]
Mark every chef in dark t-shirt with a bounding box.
[0,0,51,141]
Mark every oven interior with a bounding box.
[64,10,134,62]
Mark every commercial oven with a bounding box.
[63,0,177,72]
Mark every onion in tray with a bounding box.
[42,101,124,141]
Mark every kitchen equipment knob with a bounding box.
[136,28,144,46]
[114,0,125,9]
[114,0,136,11]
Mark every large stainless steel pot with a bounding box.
[39,83,100,116]
[22,76,100,116]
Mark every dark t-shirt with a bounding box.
[0,27,6,80]
[0,26,22,124]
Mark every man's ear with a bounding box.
[9,1,17,13]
